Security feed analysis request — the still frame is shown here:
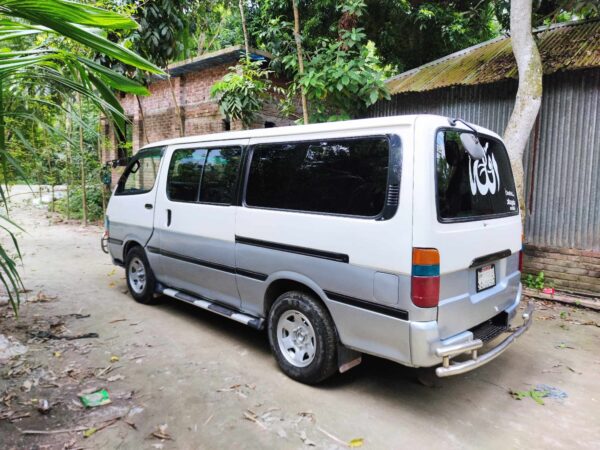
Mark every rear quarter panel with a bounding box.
[412,116,522,338]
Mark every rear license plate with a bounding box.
[477,264,496,292]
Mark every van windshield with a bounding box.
[435,130,518,221]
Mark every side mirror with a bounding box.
[460,133,485,160]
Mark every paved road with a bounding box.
[3,187,600,449]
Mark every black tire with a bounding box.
[268,291,338,384]
[125,246,158,305]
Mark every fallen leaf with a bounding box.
[349,438,364,448]
[107,374,125,382]
[244,410,267,430]
[83,427,97,438]
[110,355,120,362]
[151,424,172,440]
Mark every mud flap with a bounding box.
[338,344,362,373]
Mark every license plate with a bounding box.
[476,264,496,292]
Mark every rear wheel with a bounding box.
[125,246,158,304]
[268,291,338,384]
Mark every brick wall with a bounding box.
[523,244,600,295]
[104,62,294,158]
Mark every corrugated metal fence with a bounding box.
[368,68,600,251]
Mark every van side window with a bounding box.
[199,148,242,204]
[167,149,207,202]
[246,137,389,217]
[116,148,163,195]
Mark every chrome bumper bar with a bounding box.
[435,301,534,377]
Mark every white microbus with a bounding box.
[104,115,533,384]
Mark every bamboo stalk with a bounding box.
[239,0,250,59]
[167,77,184,137]
[292,0,309,125]
[78,93,87,226]
[136,95,150,145]
[97,118,106,215]
[66,106,72,220]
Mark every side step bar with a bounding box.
[161,288,264,330]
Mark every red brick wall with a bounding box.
[523,244,600,295]
[104,62,294,158]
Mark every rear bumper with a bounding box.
[408,283,531,372]
[434,300,533,377]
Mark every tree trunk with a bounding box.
[78,93,88,226]
[167,77,184,137]
[136,95,150,146]
[292,0,309,125]
[503,0,542,220]
[238,0,250,59]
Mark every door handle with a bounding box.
[167,209,172,227]
[145,203,153,210]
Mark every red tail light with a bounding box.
[518,233,524,272]
[411,248,440,308]
[518,250,524,272]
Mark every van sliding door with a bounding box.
[152,139,248,309]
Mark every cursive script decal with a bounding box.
[468,143,501,196]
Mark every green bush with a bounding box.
[55,185,105,222]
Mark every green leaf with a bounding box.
[1,2,163,74]
[0,0,138,30]
[76,57,149,95]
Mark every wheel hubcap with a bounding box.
[128,257,146,294]
[276,310,316,368]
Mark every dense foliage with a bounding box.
[0,0,160,312]
[210,58,280,128]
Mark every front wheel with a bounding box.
[268,291,338,384]
[125,246,158,304]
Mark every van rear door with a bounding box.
[413,118,522,340]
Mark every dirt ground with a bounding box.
[1,186,600,450]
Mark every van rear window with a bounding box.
[435,130,518,221]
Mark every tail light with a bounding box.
[411,248,440,308]
[518,250,524,272]
[518,233,524,272]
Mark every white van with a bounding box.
[105,115,533,384]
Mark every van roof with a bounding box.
[141,115,499,149]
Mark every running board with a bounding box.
[161,288,264,330]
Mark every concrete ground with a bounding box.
[1,186,599,449]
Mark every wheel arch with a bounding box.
[123,239,144,259]
[263,272,333,319]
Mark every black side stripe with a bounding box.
[235,268,269,281]
[325,290,409,321]
[235,235,349,263]
[146,246,267,281]
[108,237,123,245]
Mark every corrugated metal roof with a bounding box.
[386,19,600,94]
[153,46,272,79]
